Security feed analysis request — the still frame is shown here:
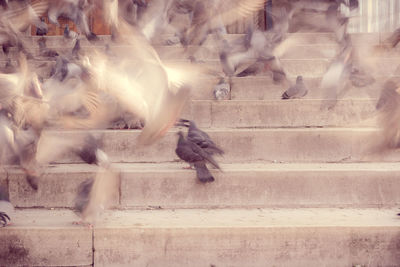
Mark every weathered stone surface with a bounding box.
[7,163,400,209]
[94,208,400,267]
[120,162,400,209]
[183,99,377,128]
[37,128,396,164]
[0,210,92,267]
[7,165,97,208]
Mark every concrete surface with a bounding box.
[37,128,397,164]
[93,208,400,267]
[5,163,400,209]
[2,208,399,266]
[181,99,378,128]
[0,209,92,266]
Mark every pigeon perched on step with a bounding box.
[0,186,14,227]
[175,131,220,183]
[213,78,230,100]
[281,76,308,99]
[178,119,224,156]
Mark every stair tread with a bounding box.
[7,208,400,228]
[6,162,400,173]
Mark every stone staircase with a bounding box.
[1,33,400,267]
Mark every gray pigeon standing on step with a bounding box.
[281,75,308,99]
[175,131,220,183]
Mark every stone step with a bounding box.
[2,57,399,79]
[21,32,390,47]
[1,208,399,266]
[4,43,398,60]
[229,76,388,101]
[170,75,389,100]
[38,128,396,164]
[4,163,400,209]
[0,209,92,266]
[183,99,377,128]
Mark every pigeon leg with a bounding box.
[72,220,93,229]
[0,211,10,227]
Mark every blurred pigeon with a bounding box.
[175,131,219,183]
[0,0,8,10]
[72,39,81,58]
[35,17,48,36]
[349,66,375,88]
[384,27,400,48]
[64,24,78,40]
[213,78,230,100]
[74,156,119,226]
[282,75,308,99]
[47,0,97,41]
[75,134,106,166]
[38,37,59,58]
[374,80,400,151]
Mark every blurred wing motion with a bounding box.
[76,166,119,224]
[79,21,198,145]
[374,80,400,151]
[213,0,266,26]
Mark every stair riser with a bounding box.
[94,227,400,267]
[0,229,92,266]
[2,58,398,82]
[182,100,377,128]
[0,45,344,60]
[6,168,400,208]
[39,129,393,164]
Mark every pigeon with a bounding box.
[349,66,375,88]
[175,131,219,183]
[383,27,400,48]
[282,76,308,99]
[219,5,293,78]
[73,148,119,226]
[75,134,106,166]
[374,80,400,151]
[35,17,48,36]
[213,78,230,100]
[72,39,81,58]
[64,24,78,40]
[0,0,8,10]
[178,119,224,156]
[47,0,98,41]
[37,37,59,58]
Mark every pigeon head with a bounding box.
[296,76,303,83]
[175,118,190,127]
